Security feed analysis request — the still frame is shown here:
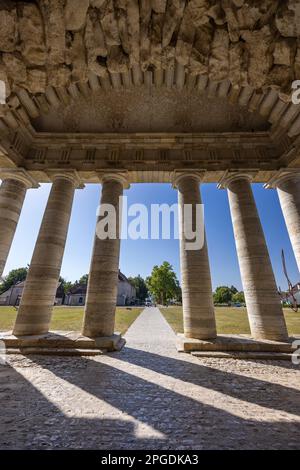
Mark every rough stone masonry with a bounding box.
[0,0,299,107]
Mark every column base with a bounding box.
[0,331,125,355]
[177,333,297,357]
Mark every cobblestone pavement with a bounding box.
[1,307,300,449]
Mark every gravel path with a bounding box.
[1,308,300,449]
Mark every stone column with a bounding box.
[13,172,81,336]
[0,170,38,277]
[220,173,288,342]
[82,173,129,338]
[173,172,216,340]
[266,171,300,273]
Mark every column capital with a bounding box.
[97,171,130,189]
[0,168,39,188]
[46,170,84,188]
[172,170,206,188]
[264,169,300,189]
[217,170,258,189]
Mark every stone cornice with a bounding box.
[28,130,272,148]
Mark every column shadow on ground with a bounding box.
[112,346,300,417]
[22,351,300,449]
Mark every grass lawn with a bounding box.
[0,306,143,335]
[160,306,300,336]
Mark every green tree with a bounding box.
[79,274,88,285]
[230,285,238,295]
[58,277,74,294]
[0,267,28,294]
[128,275,148,302]
[232,291,245,304]
[146,262,180,305]
[213,286,233,304]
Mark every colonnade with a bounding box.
[0,168,298,344]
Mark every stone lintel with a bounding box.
[264,168,300,189]
[217,169,258,189]
[0,167,39,188]
[176,333,296,354]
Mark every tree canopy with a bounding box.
[213,286,233,304]
[79,274,89,285]
[128,275,148,302]
[232,291,245,304]
[0,267,28,294]
[213,285,245,305]
[146,261,181,305]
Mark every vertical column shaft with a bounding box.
[227,176,288,341]
[0,178,27,277]
[82,178,124,337]
[13,176,76,335]
[176,174,216,340]
[276,175,300,272]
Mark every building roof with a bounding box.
[0,280,64,297]
[67,271,133,295]
[67,284,87,296]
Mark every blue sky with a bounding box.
[3,182,299,291]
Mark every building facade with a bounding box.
[65,272,136,307]
[0,281,64,306]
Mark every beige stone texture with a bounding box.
[277,174,300,272]
[0,178,27,277]
[226,175,288,342]
[82,176,125,338]
[0,0,299,106]
[13,176,76,336]
[175,173,216,340]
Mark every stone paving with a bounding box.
[1,307,300,450]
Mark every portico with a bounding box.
[0,0,300,354]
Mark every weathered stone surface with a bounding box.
[209,28,229,81]
[18,3,46,66]
[13,176,76,336]
[0,178,27,277]
[275,0,300,37]
[25,69,47,94]
[0,0,299,104]
[2,53,27,85]
[295,41,300,78]
[64,0,89,32]
[1,308,300,450]
[229,42,248,87]
[0,3,17,52]
[273,38,296,66]
[38,0,65,66]
[242,26,273,88]
[48,65,71,88]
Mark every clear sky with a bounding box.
[3,182,299,292]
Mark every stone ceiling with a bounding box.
[0,0,300,181]
[33,87,270,133]
[0,0,299,99]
